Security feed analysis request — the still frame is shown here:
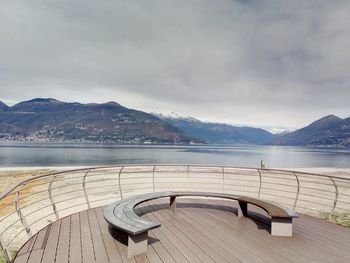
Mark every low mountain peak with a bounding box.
[103,101,123,107]
[308,115,342,128]
[0,101,9,111]
[318,114,342,121]
[29,98,63,104]
[14,98,64,107]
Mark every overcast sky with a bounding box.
[0,0,349,129]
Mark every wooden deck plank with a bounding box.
[69,212,82,263]
[16,231,37,256]
[191,199,314,262]
[172,201,270,262]
[114,238,137,263]
[213,199,350,262]
[140,242,161,263]
[194,201,302,262]
[138,205,189,263]
[14,233,38,263]
[14,199,350,263]
[144,200,239,263]
[27,227,50,263]
[145,201,229,263]
[198,204,291,254]
[134,254,150,263]
[147,230,176,263]
[134,208,176,263]
[80,210,95,263]
[55,216,71,263]
[88,209,110,263]
[188,198,339,263]
[41,220,61,263]
[143,207,203,263]
[94,207,124,263]
[170,200,269,263]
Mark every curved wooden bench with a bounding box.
[104,191,298,258]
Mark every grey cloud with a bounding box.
[0,0,349,128]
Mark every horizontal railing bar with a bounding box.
[259,192,298,200]
[338,192,350,198]
[154,181,237,185]
[295,204,320,212]
[261,181,298,188]
[223,178,261,184]
[0,210,18,225]
[22,203,57,218]
[335,199,350,205]
[16,190,53,202]
[6,213,56,248]
[18,198,53,212]
[0,202,16,213]
[154,187,259,195]
[297,193,337,202]
[0,216,23,237]
[260,187,297,195]
[299,186,336,194]
[3,164,350,201]
[88,196,120,204]
[295,198,333,207]
[298,181,336,187]
[258,175,298,181]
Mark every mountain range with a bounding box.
[155,113,276,145]
[0,98,198,144]
[0,98,349,147]
[271,115,350,147]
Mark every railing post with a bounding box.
[293,172,300,210]
[118,166,124,199]
[152,165,156,193]
[329,177,339,220]
[14,186,32,239]
[0,236,11,263]
[83,171,91,209]
[222,166,225,193]
[48,175,59,220]
[257,169,262,198]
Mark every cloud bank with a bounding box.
[0,0,349,128]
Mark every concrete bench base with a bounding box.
[128,231,148,258]
[271,218,293,237]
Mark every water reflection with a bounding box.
[0,142,349,168]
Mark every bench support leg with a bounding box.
[271,218,293,237]
[128,231,148,258]
[170,196,176,212]
[238,201,248,217]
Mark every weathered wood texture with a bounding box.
[14,198,350,263]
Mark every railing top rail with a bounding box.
[1,164,349,202]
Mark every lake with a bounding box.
[0,142,349,168]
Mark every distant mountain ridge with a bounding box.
[271,115,350,147]
[0,98,199,144]
[155,114,276,145]
[1,98,349,147]
[0,101,9,112]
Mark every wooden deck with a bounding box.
[14,198,350,263]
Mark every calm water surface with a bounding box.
[0,142,349,168]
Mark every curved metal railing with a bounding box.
[0,164,350,262]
